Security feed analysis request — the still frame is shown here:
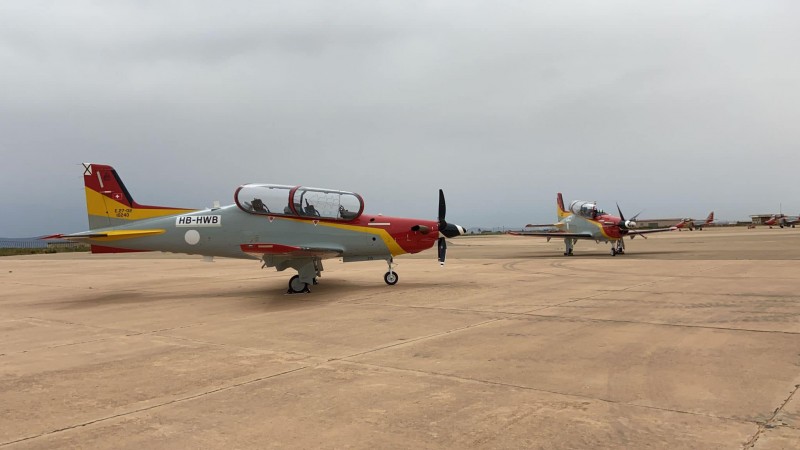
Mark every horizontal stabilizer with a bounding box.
[90,245,151,254]
[61,229,166,242]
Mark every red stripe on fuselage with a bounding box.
[347,214,440,254]
[593,214,623,239]
[287,214,440,255]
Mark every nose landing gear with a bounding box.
[384,258,399,285]
[610,240,625,256]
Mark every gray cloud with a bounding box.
[2,1,799,236]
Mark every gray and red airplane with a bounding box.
[509,193,675,256]
[674,211,715,231]
[49,164,465,293]
[764,213,800,228]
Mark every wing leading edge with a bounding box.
[627,227,676,237]
[240,243,344,259]
[508,231,594,239]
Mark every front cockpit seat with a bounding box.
[251,198,269,213]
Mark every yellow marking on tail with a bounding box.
[85,187,195,221]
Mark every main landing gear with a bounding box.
[563,238,575,256]
[283,258,322,294]
[288,275,311,294]
[285,258,399,293]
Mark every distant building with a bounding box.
[750,214,774,225]
[637,218,683,229]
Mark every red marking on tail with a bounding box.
[84,163,135,207]
[556,192,570,219]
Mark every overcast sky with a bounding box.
[2,1,799,236]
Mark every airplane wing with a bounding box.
[508,231,595,239]
[524,223,563,228]
[627,227,676,237]
[240,243,344,259]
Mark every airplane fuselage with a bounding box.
[74,205,440,261]
[560,213,624,242]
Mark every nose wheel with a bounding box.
[384,271,399,285]
[384,258,399,285]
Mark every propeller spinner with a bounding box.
[616,203,640,230]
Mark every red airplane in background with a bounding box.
[764,214,800,228]
[674,212,715,231]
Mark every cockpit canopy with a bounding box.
[569,200,605,219]
[235,184,364,221]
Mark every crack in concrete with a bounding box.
[0,366,310,448]
[338,359,755,425]
[742,383,800,449]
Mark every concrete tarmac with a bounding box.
[1,227,799,449]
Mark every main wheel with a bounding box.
[288,275,309,293]
[610,248,617,256]
[384,271,399,285]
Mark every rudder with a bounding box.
[82,163,196,229]
[557,193,570,220]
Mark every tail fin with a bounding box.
[82,163,196,229]
[705,211,714,224]
[556,193,571,220]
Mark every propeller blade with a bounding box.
[438,237,447,265]
[631,210,644,221]
[616,203,626,222]
[438,189,446,224]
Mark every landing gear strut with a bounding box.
[563,238,574,256]
[610,240,625,256]
[384,258,399,285]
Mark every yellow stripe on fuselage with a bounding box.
[585,218,615,240]
[85,187,196,221]
[281,217,408,257]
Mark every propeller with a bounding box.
[616,203,639,230]
[410,190,465,265]
[437,189,465,265]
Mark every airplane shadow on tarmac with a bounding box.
[508,250,685,259]
[40,279,438,312]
